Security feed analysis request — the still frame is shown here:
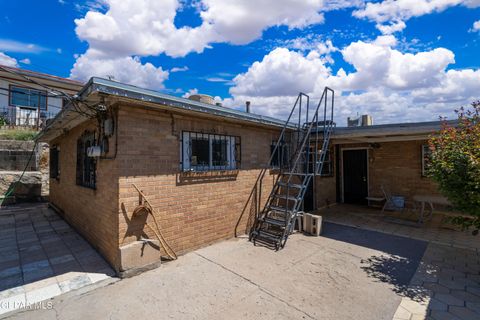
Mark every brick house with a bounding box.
[39,77,286,273]
[312,121,453,211]
[38,77,450,274]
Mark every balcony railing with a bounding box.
[0,106,57,129]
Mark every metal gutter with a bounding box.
[328,120,457,139]
[84,77,290,128]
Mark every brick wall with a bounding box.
[367,140,440,199]
[49,120,119,268]
[316,140,441,205]
[116,104,280,256]
[314,146,337,208]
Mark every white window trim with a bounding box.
[182,132,237,171]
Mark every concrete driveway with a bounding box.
[4,223,428,320]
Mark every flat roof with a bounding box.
[0,65,83,87]
[78,77,289,128]
[38,77,291,142]
[39,76,453,143]
[324,120,457,143]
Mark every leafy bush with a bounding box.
[0,129,38,141]
[428,101,480,234]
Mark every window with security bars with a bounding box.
[307,146,333,176]
[181,131,241,171]
[76,131,96,189]
[270,141,289,169]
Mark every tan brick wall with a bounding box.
[314,146,337,208]
[49,120,119,269]
[317,140,441,204]
[116,105,279,255]
[367,140,440,199]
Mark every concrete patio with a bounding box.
[1,205,478,320]
[3,222,427,320]
[318,204,480,252]
[0,203,115,316]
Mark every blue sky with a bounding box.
[0,0,479,124]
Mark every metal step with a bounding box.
[269,205,295,214]
[282,172,314,176]
[278,181,304,189]
[263,217,287,227]
[273,194,298,201]
[253,229,283,243]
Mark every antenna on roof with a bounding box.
[106,75,115,80]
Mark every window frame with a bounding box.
[319,147,334,177]
[49,145,60,180]
[76,131,97,189]
[308,145,333,177]
[421,144,431,177]
[181,131,241,172]
[270,140,289,169]
[9,85,48,111]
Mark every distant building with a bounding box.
[0,65,83,129]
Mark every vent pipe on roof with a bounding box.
[246,101,251,113]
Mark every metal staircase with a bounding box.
[249,87,335,250]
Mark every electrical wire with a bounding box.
[0,66,73,101]
[0,66,99,119]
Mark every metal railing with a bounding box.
[0,106,57,129]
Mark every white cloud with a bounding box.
[331,38,455,91]
[230,48,330,97]
[227,36,480,124]
[74,0,362,58]
[0,52,18,67]
[70,50,169,89]
[0,39,48,53]
[19,58,31,65]
[200,0,326,45]
[354,0,480,34]
[170,66,189,72]
[470,19,480,32]
[182,88,198,98]
[70,0,363,89]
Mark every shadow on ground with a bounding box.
[321,222,430,302]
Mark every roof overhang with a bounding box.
[328,120,456,144]
[37,77,291,142]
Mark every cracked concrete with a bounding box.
[3,223,428,320]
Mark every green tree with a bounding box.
[428,101,480,234]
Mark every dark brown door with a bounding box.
[343,149,368,205]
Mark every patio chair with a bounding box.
[380,185,416,214]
